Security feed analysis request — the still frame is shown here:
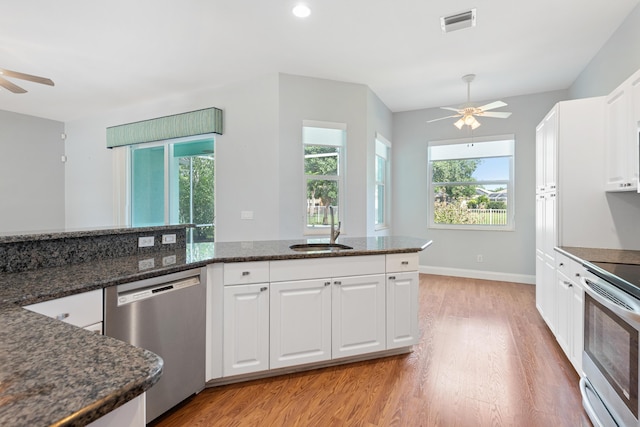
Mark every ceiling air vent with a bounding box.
[440,9,476,33]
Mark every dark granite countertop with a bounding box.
[557,246,640,266]
[0,235,431,426]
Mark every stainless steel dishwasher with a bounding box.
[104,267,206,422]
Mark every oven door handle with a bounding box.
[580,377,620,427]
[581,276,640,326]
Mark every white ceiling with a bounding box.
[1,0,638,122]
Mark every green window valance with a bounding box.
[106,107,223,148]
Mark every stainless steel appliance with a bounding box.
[104,268,206,422]
[581,262,640,427]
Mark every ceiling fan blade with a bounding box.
[427,114,462,123]
[479,111,512,118]
[0,68,55,86]
[477,100,507,111]
[440,106,462,112]
[0,76,27,93]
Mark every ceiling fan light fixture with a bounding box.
[454,118,465,129]
[471,118,481,130]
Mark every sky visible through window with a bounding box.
[472,157,509,181]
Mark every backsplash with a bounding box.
[0,225,189,273]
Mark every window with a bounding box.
[375,134,391,229]
[428,135,514,230]
[303,120,346,234]
[131,135,215,241]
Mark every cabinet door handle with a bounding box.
[401,261,409,265]
[242,271,250,276]
[575,273,580,277]
[324,281,331,286]
[334,281,342,285]
[389,276,396,280]
[260,287,267,292]
[56,313,70,321]
[559,263,564,267]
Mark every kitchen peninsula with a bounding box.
[0,226,431,426]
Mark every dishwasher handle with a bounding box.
[117,274,201,306]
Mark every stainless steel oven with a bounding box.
[581,263,640,427]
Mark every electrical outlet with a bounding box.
[163,255,177,266]
[240,211,254,220]
[138,236,154,247]
[162,234,176,244]
[476,254,483,263]
[138,258,155,270]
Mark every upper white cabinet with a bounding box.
[604,69,640,192]
[536,108,558,193]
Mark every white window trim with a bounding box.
[374,132,391,231]
[302,120,347,236]
[427,134,515,231]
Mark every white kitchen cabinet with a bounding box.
[223,283,269,376]
[554,270,572,355]
[269,278,332,369]
[535,97,604,330]
[24,289,103,332]
[556,253,585,375]
[332,274,386,359]
[604,69,640,192]
[386,271,419,349]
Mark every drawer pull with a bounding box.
[559,263,564,267]
[260,287,267,292]
[401,261,409,265]
[334,281,342,285]
[389,276,396,280]
[242,271,250,276]
[56,313,70,321]
[324,281,331,286]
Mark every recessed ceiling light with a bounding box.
[292,4,311,18]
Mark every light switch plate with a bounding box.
[240,211,254,220]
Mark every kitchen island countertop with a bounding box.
[0,235,431,426]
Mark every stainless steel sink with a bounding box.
[289,243,354,252]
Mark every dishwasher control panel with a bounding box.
[117,276,200,306]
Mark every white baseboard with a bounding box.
[419,265,535,285]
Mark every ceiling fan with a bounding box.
[427,74,511,130]
[0,68,54,94]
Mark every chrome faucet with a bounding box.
[329,206,341,244]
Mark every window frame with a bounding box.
[374,133,391,230]
[302,120,347,236]
[427,134,515,231]
[126,134,216,239]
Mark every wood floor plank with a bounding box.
[151,274,589,427]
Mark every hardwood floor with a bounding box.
[151,274,591,426]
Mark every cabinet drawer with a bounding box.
[270,255,385,282]
[386,253,419,272]
[224,261,270,285]
[24,289,102,328]
[555,252,584,285]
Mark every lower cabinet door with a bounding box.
[270,278,331,369]
[386,271,419,349]
[332,274,386,359]
[223,283,270,376]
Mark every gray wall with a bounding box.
[392,90,567,283]
[569,3,640,99]
[0,110,65,233]
[568,1,640,250]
